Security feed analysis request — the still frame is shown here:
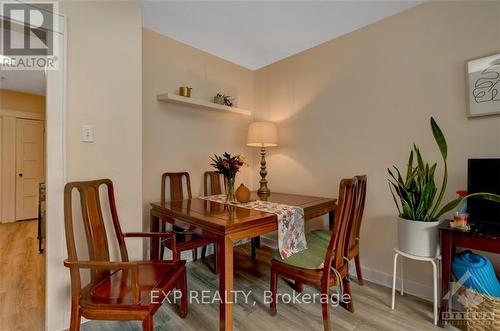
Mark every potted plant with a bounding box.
[388,117,500,257]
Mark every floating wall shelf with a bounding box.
[157,93,251,116]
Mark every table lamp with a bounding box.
[246,121,278,196]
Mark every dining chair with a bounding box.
[161,172,215,267]
[346,175,367,284]
[269,177,358,331]
[63,179,187,331]
[203,171,260,261]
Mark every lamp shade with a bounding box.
[246,121,278,147]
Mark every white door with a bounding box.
[15,119,45,221]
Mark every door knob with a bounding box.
[18,173,23,177]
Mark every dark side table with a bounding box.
[439,221,500,326]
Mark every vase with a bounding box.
[226,177,236,202]
[235,183,251,203]
[397,216,441,257]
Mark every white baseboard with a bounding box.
[358,264,433,302]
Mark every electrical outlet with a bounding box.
[81,125,94,142]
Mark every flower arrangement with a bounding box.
[210,152,246,202]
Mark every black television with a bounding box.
[467,158,500,231]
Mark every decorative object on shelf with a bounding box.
[214,93,225,105]
[235,183,251,203]
[157,93,251,116]
[388,117,500,257]
[247,121,278,197]
[210,152,246,202]
[178,86,192,97]
[214,93,234,107]
[466,53,500,117]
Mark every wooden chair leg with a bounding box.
[250,237,257,261]
[142,314,153,331]
[255,236,261,248]
[295,281,304,293]
[213,243,218,274]
[354,254,364,285]
[270,268,278,316]
[69,304,81,331]
[192,248,198,261]
[179,269,188,318]
[201,246,207,260]
[321,287,331,331]
[341,277,354,313]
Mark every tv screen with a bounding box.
[467,159,500,227]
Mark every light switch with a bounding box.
[81,125,94,142]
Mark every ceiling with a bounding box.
[0,70,46,96]
[143,0,423,70]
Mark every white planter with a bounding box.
[397,217,441,257]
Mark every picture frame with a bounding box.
[466,53,500,118]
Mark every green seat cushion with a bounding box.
[272,230,332,270]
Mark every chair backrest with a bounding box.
[204,171,225,195]
[346,175,367,258]
[323,177,357,275]
[64,179,128,284]
[161,172,192,201]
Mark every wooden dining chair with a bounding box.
[346,175,367,284]
[203,171,260,261]
[160,172,215,266]
[63,179,187,331]
[269,177,358,331]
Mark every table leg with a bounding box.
[150,211,160,260]
[219,235,234,331]
[438,231,452,326]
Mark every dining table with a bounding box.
[149,191,337,331]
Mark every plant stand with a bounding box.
[391,247,441,325]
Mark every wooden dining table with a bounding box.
[149,191,337,331]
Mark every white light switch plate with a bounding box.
[81,125,94,142]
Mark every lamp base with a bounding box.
[257,187,270,196]
[257,146,270,197]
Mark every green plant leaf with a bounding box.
[431,117,447,159]
[389,183,402,215]
[406,150,414,181]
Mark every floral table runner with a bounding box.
[200,195,307,259]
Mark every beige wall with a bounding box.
[0,89,45,113]
[142,29,255,257]
[254,1,500,295]
[47,2,142,330]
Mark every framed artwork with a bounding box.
[466,53,500,117]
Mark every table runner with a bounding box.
[200,195,307,258]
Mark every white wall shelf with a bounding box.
[157,93,251,116]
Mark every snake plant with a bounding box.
[388,117,500,222]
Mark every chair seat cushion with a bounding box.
[272,230,332,269]
[82,260,185,308]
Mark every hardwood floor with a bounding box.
[0,220,45,331]
[82,244,458,331]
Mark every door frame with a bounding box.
[45,15,68,331]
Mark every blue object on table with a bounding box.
[452,250,500,297]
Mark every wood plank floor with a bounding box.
[0,220,45,331]
[82,244,459,331]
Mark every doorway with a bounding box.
[0,13,50,331]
